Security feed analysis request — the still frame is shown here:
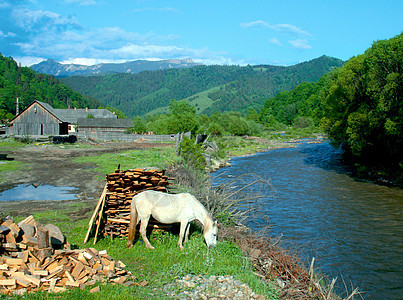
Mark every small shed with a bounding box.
[77,118,133,134]
[8,101,68,136]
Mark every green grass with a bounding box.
[146,85,224,115]
[183,85,223,114]
[73,146,181,177]
[0,139,284,298]
[0,160,23,179]
[0,139,28,150]
[9,205,278,299]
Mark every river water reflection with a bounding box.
[211,140,402,299]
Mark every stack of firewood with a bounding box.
[0,217,138,295]
[84,167,173,243]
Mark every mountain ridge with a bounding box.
[31,58,202,77]
[61,55,344,117]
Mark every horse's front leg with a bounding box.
[139,215,155,249]
[178,221,188,250]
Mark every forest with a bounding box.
[0,54,101,121]
[258,33,402,181]
[1,33,401,182]
[61,56,343,117]
[131,33,401,182]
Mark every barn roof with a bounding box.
[54,108,117,123]
[9,100,118,124]
[36,101,69,122]
[9,100,68,123]
[77,118,133,128]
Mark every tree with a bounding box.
[166,100,199,133]
[321,33,402,171]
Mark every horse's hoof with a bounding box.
[146,245,155,250]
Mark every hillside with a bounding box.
[61,55,343,117]
[0,54,101,120]
[31,58,202,77]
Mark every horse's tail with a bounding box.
[127,199,138,248]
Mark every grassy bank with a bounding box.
[0,139,279,299]
[7,202,276,299]
[1,134,338,299]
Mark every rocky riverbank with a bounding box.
[164,274,265,300]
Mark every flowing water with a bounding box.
[211,140,402,299]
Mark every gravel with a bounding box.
[164,274,266,299]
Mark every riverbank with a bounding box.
[0,137,340,299]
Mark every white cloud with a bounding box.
[11,8,81,31]
[274,24,310,36]
[60,58,127,65]
[240,20,270,28]
[13,56,46,67]
[64,0,97,6]
[240,20,311,36]
[133,7,180,13]
[289,39,312,50]
[4,4,237,66]
[0,2,11,8]
[0,30,16,38]
[269,38,282,46]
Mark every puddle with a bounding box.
[0,184,78,201]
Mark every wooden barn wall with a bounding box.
[12,103,61,136]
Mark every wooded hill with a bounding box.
[61,56,343,118]
[0,54,101,121]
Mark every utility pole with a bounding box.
[15,97,20,116]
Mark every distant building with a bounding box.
[8,101,69,136]
[7,100,120,137]
[77,118,133,134]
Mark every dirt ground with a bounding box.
[0,141,173,217]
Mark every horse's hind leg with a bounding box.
[184,223,190,244]
[178,221,189,250]
[140,215,155,250]
[127,207,138,248]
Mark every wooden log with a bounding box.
[36,226,49,249]
[0,278,16,286]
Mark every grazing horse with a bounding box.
[127,190,218,250]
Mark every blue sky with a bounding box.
[0,0,401,66]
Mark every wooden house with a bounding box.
[8,101,69,136]
[7,101,118,136]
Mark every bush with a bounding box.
[179,137,206,171]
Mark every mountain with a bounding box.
[61,55,344,117]
[31,58,202,77]
[0,54,101,119]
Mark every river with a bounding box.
[210,140,402,299]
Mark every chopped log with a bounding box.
[44,224,64,248]
[36,226,49,249]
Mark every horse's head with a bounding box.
[204,220,218,248]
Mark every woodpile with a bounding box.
[0,217,138,295]
[84,167,174,244]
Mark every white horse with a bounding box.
[127,190,218,250]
